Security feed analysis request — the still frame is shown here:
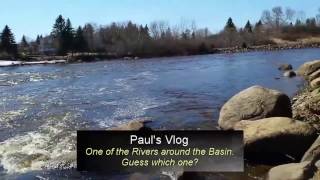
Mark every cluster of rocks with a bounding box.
[111,60,320,179]
[278,63,296,78]
[293,60,320,129]
[217,43,320,55]
[218,85,320,180]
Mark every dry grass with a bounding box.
[272,36,320,46]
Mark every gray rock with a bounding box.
[310,77,320,90]
[267,161,316,180]
[110,119,152,131]
[218,86,292,130]
[234,117,317,161]
[308,69,320,81]
[301,136,320,163]
[283,70,296,78]
[278,64,293,71]
[297,60,320,77]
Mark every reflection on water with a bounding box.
[0,48,320,179]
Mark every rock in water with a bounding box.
[278,64,293,71]
[234,117,317,162]
[301,136,320,163]
[267,161,316,180]
[297,60,320,77]
[110,119,152,131]
[218,86,292,130]
[283,70,296,78]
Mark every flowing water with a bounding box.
[0,48,320,179]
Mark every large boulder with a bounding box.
[292,90,320,129]
[218,86,292,130]
[267,161,316,180]
[308,69,320,81]
[310,77,320,90]
[234,117,317,162]
[297,60,320,77]
[301,136,320,163]
[278,64,293,71]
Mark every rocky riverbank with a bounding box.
[215,60,320,180]
[99,59,320,180]
[2,40,320,64]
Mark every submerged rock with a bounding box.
[297,60,320,77]
[278,64,293,71]
[283,70,296,78]
[110,119,152,131]
[267,161,316,180]
[218,86,292,130]
[234,117,317,162]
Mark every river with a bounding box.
[0,48,320,179]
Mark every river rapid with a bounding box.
[1,48,320,179]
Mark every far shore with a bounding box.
[1,41,320,66]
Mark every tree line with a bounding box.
[1,6,320,59]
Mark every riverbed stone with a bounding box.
[297,60,320,77]
[110,119,152,130]
[301,136,320,163]
[218,86,292,130]
[278,64,293,71]
[283,70,296,78]
[267,161,316,180]
[310,77,320,90]
[311,88,320,96]
[308,69,320,81]
[234,117,317,161]
[292,90,320,129]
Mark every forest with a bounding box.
[1,6,320,60]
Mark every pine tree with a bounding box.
[36,35,41,45]
[52,15,66,38]
[254,20,263,32]
[51,15,75,55]
[21,35,28,46]
[0,25,18,55]
[52,15,66,54]
[244,20,253,33]
[63,18,75,53]
[74,26,88,52]
[19,35,29,54]
[224,17,237,32]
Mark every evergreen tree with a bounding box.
[224,17,237,32]
[52,15,66,37]
[36,35,41,45]
[0,25,17,55]
[74,26,88,52]
[19,35,29,54]
[254,20,263,32]
[244,20,253,33]
[51,15,75,55]
[21,35,28,46]
[51,15,66,54]
[63,18,75,53]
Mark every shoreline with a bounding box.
[1,42,320,65]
